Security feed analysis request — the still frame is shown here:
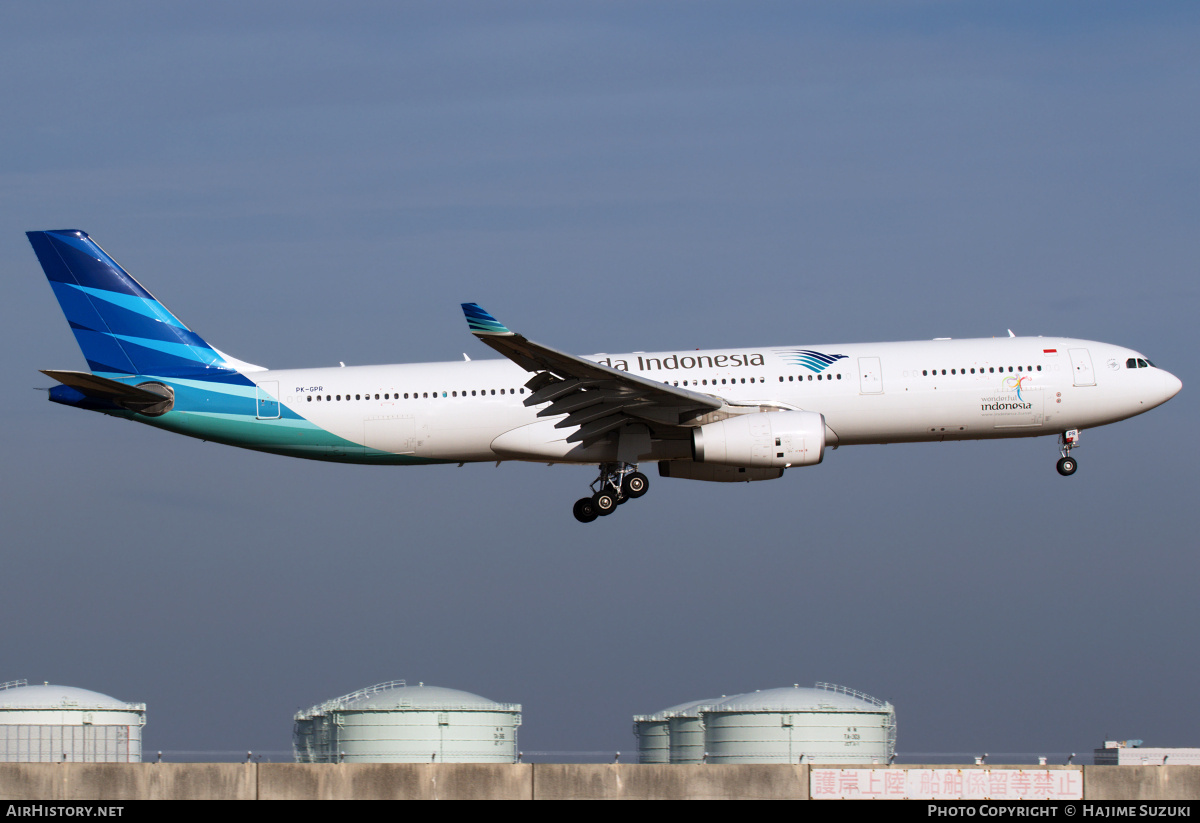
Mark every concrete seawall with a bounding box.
[1,763,1197,800]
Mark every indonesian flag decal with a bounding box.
[1043,348,1058,356]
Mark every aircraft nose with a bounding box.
[1162,370,1183,401]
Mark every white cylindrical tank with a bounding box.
[631,712,670,764]
[292,710,338,763]
[292,714,315,763]
[703,683,895,764]
[0,680,146,763]
[634,698,725,764]
[667,697,733,764]
[293,681,521,763]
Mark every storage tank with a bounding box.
[293,706,338,763]
[293,680,521,763]
[703,682,894,764]
[292,713,316,763]
[0,680,146,763]
[668,697,733,764]
[633,697,726,764]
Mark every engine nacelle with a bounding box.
[691,410,825,468]
[658,461,783,483]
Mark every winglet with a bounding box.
[462,303,514,336]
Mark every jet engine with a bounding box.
[691,410,825,468]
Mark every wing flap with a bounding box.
[566,416,634,445]
[526,377,608,406]
[536,388,625,416]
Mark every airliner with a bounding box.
[29,229,1182,523]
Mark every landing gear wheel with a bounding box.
[573,497,599,523]
[624,472,649,499]
[1056,456,1078,476]
[573,462,647,523]
[593,491,618,516]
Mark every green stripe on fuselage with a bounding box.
[138,410,450,465]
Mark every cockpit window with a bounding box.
[1127,358,1137,368]
[1128,357,1153,369]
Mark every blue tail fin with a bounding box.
[28,230,241,378]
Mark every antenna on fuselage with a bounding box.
[1007,329,1016,338]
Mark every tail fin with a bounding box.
[27,230,252,378]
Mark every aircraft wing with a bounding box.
[462,303,721,447]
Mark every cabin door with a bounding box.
[256,381,280,419]
[858,357,884,393]
[1068,349,1095,387]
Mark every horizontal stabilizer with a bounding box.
[41,369,173,414]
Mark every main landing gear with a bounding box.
[1056,429,1080,476]
[573,462,649,523]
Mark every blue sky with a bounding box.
[2,2,1196,760]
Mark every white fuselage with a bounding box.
[244,336,1179,465]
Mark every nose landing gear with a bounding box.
[572,462,650,523]
[1056,430,1080,476]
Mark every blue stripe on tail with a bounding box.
[28,230,241,379]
